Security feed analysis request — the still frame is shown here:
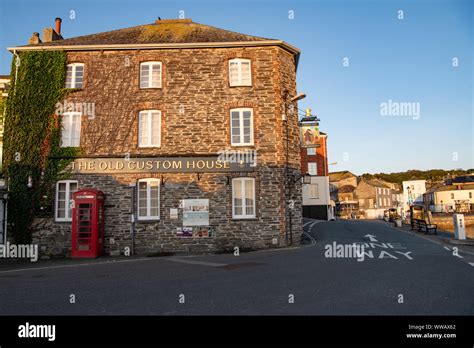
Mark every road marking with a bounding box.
[388,224,474,260]
[0,257,157,275]
[364,234,378,242]
[165,258,227,267]
[469,262,474,267]
[302,219,319,247]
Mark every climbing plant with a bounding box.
[3,50,78,244]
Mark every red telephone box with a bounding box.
[71,189,105,258]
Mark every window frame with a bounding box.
[308,183,319,199]
[138,110,161,148]
[228,58,252,87]
[65,63,84,89]
[307,162,317,176]
[137,178,160,221]
[230,107,254,146]
[140,61,162,89]
[55,180,78,222]
[60,111,81,148]
[232,177,256,219]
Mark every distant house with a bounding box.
[329,171,358,188]
[354,179,393,219]
[301,132,334,220]
[335,184,358,217]
[424,175,474,213]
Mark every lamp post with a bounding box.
[283,91,306,246]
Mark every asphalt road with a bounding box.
[1,219,473,315]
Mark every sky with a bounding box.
[0,0,472,175]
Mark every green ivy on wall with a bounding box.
[3,51,78,244]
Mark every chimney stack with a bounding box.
[55,17,62,35]
[28,32,41,45]
[42,18,63,43]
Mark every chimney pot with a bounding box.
[55,17,62,35]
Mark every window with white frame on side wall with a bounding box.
[55,180,78,221]
[140,62,162,88]
[307,148,316,155]
[308,162,317,176]
[137,178,160,220]
[65,63,84,89]
[228,58,251,86]
[232,177,256,219]
[230,108,253,146]
[138,110,161,147]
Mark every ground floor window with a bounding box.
[137,178,160,220]
[55,180,78,221]
[232,177,255,218]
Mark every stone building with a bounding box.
[354,179,393,219]
[8,18,304,256]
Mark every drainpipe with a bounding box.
[130,183,136,255]
[13,50,20,90]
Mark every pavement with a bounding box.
[0,218,473,315]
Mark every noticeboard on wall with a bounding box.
[183,199,209,226]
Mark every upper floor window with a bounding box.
[232,177,256,219]
[229,58,251,86]
[55,180,78,221]
[61,112,81,147]
[230,108,253,146]
[137,178,160,220]
[66,63,84,89]
[138,110,161,147]
[307,148,316,155]
[140,62,162,88]
[308,162,317,176]
[308,184,319,199]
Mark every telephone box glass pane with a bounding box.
[77,203,92,250]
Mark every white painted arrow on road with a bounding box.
[469,262,474,267]
[364,234,378,242]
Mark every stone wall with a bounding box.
[31,45,303,256]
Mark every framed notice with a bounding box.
[183,199,209,226]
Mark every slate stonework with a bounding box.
[31,45,303,256]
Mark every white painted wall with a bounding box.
[303,176,330,206]
[402,180,426,210]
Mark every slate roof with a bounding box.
[329,171,356,182]
[25,19,273,47]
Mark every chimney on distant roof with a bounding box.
[55,17,62,35]
[28,32,41,45]
[42,18,63,43]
